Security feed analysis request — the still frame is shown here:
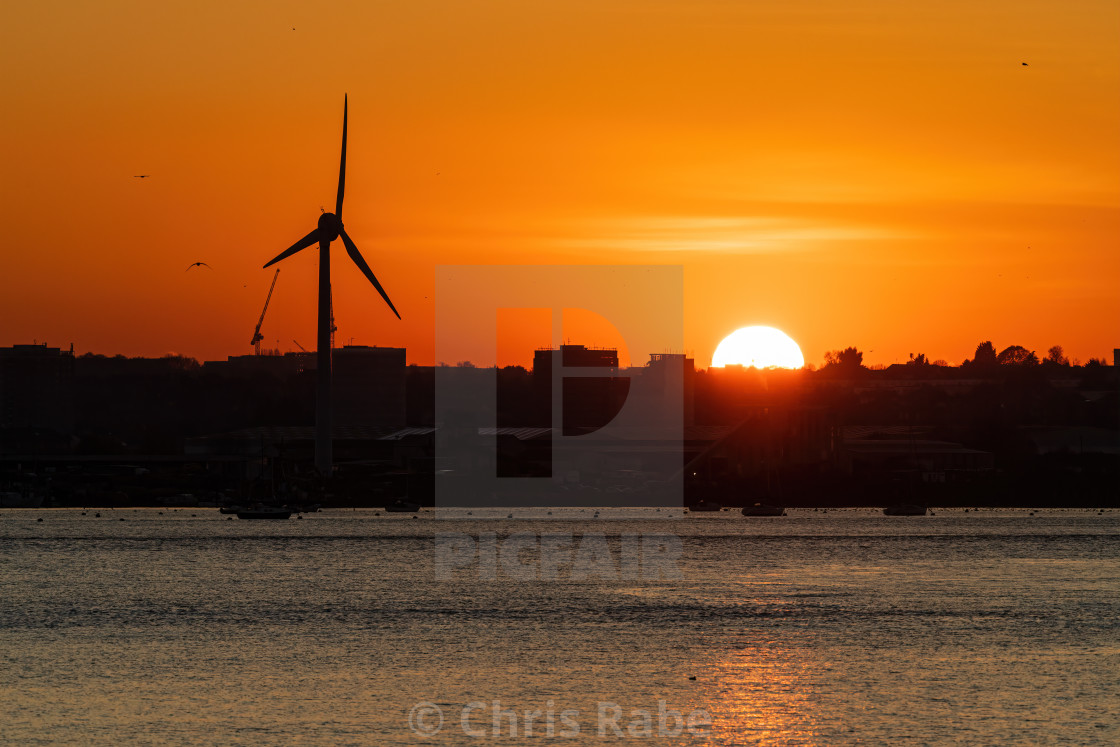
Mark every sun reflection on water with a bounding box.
[697,639,827,745]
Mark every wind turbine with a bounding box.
[263,95,400,476]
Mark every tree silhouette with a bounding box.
[997,345,1039,366]
[973,341,997,367]
[1045,345,1069,366]
[824,347,865,373]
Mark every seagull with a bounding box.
[186,262,212,271]
[133,174,150,178]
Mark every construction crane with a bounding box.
[250,268,281,355]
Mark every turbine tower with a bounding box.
[263,95,400,476]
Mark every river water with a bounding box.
[2,507,1118,745]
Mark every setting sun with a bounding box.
[712,326,805,369]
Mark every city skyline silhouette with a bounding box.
[1,336,1115,509]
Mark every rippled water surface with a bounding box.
[2,507,1118,745]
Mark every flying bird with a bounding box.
[186,262,212,271]
[1021,62,1028,66]
[133,174,150,178]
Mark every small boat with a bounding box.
[0,491,44,508]
[290,503,321,514]
[236,505,292,520]
[686,500,722,512]
[742,503,786,516]
[384,499,421,513]
[218,504,242,515]
[883,504,927,516]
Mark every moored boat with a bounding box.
[687,500,722,512]
[289,502,321,514]
[384,499,421,513]
[236,505,292,520]
[883,504,927,516]
[0,491,44,508]
[742,503,786,516]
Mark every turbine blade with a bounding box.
[336,94,347,219]
[263,228,321,268]
[340,228,401,319]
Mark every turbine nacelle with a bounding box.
[317,212,342,242]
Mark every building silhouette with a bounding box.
[531,344,626,432]
[202,351,314,378]
[0,343,75,435]
[644,353,695,426]
[332,345,406,428]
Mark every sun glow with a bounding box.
[712,326,805,369]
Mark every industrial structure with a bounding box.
[261,95,401,476]
[250,268,280,355]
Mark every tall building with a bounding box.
[202,351,313,378]
[0,344,75,434]
[645,353,695,426]
[332,345,407,428]
[533,345,620,371]
[531,345,625,432]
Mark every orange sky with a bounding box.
[2,0,1117,368]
